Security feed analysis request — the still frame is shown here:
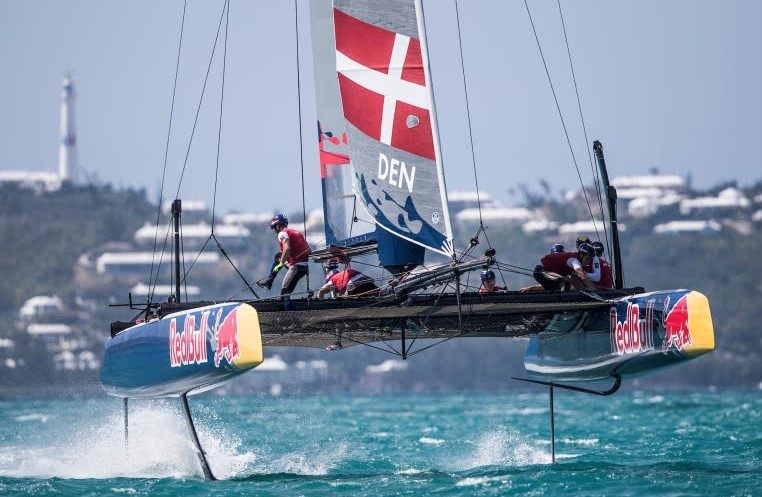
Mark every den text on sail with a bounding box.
[378,152,416,193]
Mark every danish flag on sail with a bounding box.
[333,7,435,161]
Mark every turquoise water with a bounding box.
[0,390,759,496]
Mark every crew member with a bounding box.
[533,242,597,290]
[479,269,506,293]
[316,262,378,299]
[592,241,614,289]
[269,214,310,310]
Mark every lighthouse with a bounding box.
[58,75,79,184]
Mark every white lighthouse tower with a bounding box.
[58,75,79,184]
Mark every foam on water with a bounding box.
[447,426,551,470]
[0,400,257,480]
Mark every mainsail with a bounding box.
[331,0,455,258]
[310,0,376,247]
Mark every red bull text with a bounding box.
[168,306,243,368]
[610,301,655,355]
[169,310,211,367]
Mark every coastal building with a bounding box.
[223,211,275,226]
[95,251,221,275]
[455,207,533,224]
[19,296,65,321]
[133,222,250,250]
[448,191,500,213]
[679,187,751,215]
[653,220,722,236]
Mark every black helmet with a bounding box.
[480,269,496,281]
[578,242,595,258]
[592,241,604,257]
[576,235,591,248]
[549,243,565,254]
[270,213,288,230]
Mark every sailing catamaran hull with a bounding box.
[524,289,714,382]
[101,302,263,398]
[101,286,713,397]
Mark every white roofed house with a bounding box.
[450,189,537,226]
[455,206,534,225]
[95,251,221,275]
[653,220,722,236]
[557,220,623,239]
[679,187,751,216]
[627,192,684,219]
[609,173,688,219]
[448,191,500,213]
[222,211,275,226]
[610,174,688,193]
[133,221,250,250]
[19,295,65,321]
[161,199,210,221]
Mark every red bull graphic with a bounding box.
[610,301,655,355]
[214,307,241,367]
[169,310,210,367]
[662,294,692,353]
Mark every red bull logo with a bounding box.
[214,307,241,367]
[169,310,210,367]
[662,294,692,353]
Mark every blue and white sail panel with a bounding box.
[332,0,455,257]
[309,0,376,247]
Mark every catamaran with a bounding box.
[101,0,715,479]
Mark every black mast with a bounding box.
[593,141,624,289]
[171,199,182,302]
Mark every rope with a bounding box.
[213,234,260,298]
[454,0,487,232]
[172,0,229,202]
[556,0,607,244]
[147,0,187,304]
[523,0,598,229]
[210,0,231,232]
[294,0,311,293]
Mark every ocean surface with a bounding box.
[0,389,759,496]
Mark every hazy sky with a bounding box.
[2,0,761,217]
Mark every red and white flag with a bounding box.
[333,8,435,161]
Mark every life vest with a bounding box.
[540,252,577,277]
[329,268,369,294]
[597,258,614,289]
[279,228,311,265]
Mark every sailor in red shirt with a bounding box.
[479,269,506,293]
[537,243,598,290]
[316,261,378,298]
[269,214,311,309]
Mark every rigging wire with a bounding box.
[147,0,188,305]
[202,0,260,296]
[210,0,231,232]
[523,0,598,230]
[172,1,229,202]
[453,0,488,237]
[294,0,312,294]
[556,0,608,246]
